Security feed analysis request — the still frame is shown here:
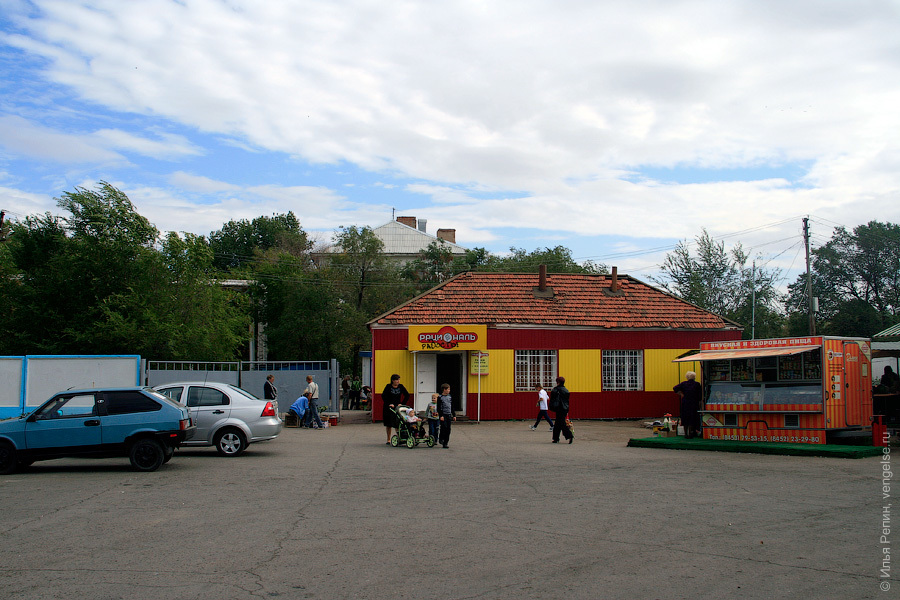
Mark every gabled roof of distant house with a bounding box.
[315,217,468,259]
[369,270,742,330]
[372,220,467,256]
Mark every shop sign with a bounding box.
[705,337,820,350]
[409,325,487,352]
[470,352,489,375]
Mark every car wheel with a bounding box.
[129,438,165,472]
[0,442,18,475]
[214,428,247,457]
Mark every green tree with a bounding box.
[209,212,309,271]
[786,221,900,336]
[654,229,783,338]
[486,245,607,274]
[251,253,346,362]
[0,183,248,359]
[324,226,411,371]
[400,239,456,291]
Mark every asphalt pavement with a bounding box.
[0,413,892,599]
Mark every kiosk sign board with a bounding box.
[408,325,487,352]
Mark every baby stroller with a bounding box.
[390,405,436,448]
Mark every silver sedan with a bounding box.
[153,382,283,456]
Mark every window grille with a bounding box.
[515,350,557,391]
[602,350,644,391]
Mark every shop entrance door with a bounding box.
[436,353,465,414]
[416,353,436,412]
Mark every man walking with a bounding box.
[550,376,573,444]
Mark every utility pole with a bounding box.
[751,259,756,340]
[803,217,816,335]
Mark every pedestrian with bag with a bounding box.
[549,376,573,444]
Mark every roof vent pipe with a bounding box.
[610,266,618,292]
[539,264,547,291]
[418,219,427,233]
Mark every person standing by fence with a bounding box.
[304,375,325,430]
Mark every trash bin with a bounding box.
[873,415,887,447]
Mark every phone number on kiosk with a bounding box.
[706,434,821,443]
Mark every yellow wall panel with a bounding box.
[559,349,602,393]
[467,349,515,394]
[645,349,699,391]
[374,350,415,392]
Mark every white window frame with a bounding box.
[602,350,644,391]
[515,350,557,391]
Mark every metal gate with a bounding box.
[145,359,340,415]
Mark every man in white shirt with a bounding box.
[529,384,554,431]
[304,375,325,429]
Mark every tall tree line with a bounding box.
[3,183,897,366]
[654,223,900,339]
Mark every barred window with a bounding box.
[602,350,644,391]
[515,350,557,391]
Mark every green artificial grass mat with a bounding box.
[627,436,883,458]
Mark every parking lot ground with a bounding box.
[0,419,893,600]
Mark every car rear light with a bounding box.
[180,418,190,430]
[261,401,277,417]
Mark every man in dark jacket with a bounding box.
[674,371,702,439]
[550,376,574,444]
[263,375,277,401]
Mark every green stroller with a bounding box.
[390,405,436,448]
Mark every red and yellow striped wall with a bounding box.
[370,327,739,421]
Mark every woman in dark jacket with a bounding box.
[674,371,702,439]
[550,376,574,444]
[381,374,411,445]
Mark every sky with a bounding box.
[1,0,899,292]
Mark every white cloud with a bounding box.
[0,115,125,164]
[92,129,201,160]
[1,0,898,262]
[0,115,201,164]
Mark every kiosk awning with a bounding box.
[673,345,820,362]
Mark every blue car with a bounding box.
[0,387,194,474]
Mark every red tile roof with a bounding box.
[370,272,741,330]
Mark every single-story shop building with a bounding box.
[367,268,742,421]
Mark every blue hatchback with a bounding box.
[0,387,194,473]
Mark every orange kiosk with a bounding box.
[675,337,873,444]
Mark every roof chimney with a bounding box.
[436,228,456,244]
[532,264,554,298]
[418,219,427,233]
[397,216,417,229]
[603,266,624,297]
